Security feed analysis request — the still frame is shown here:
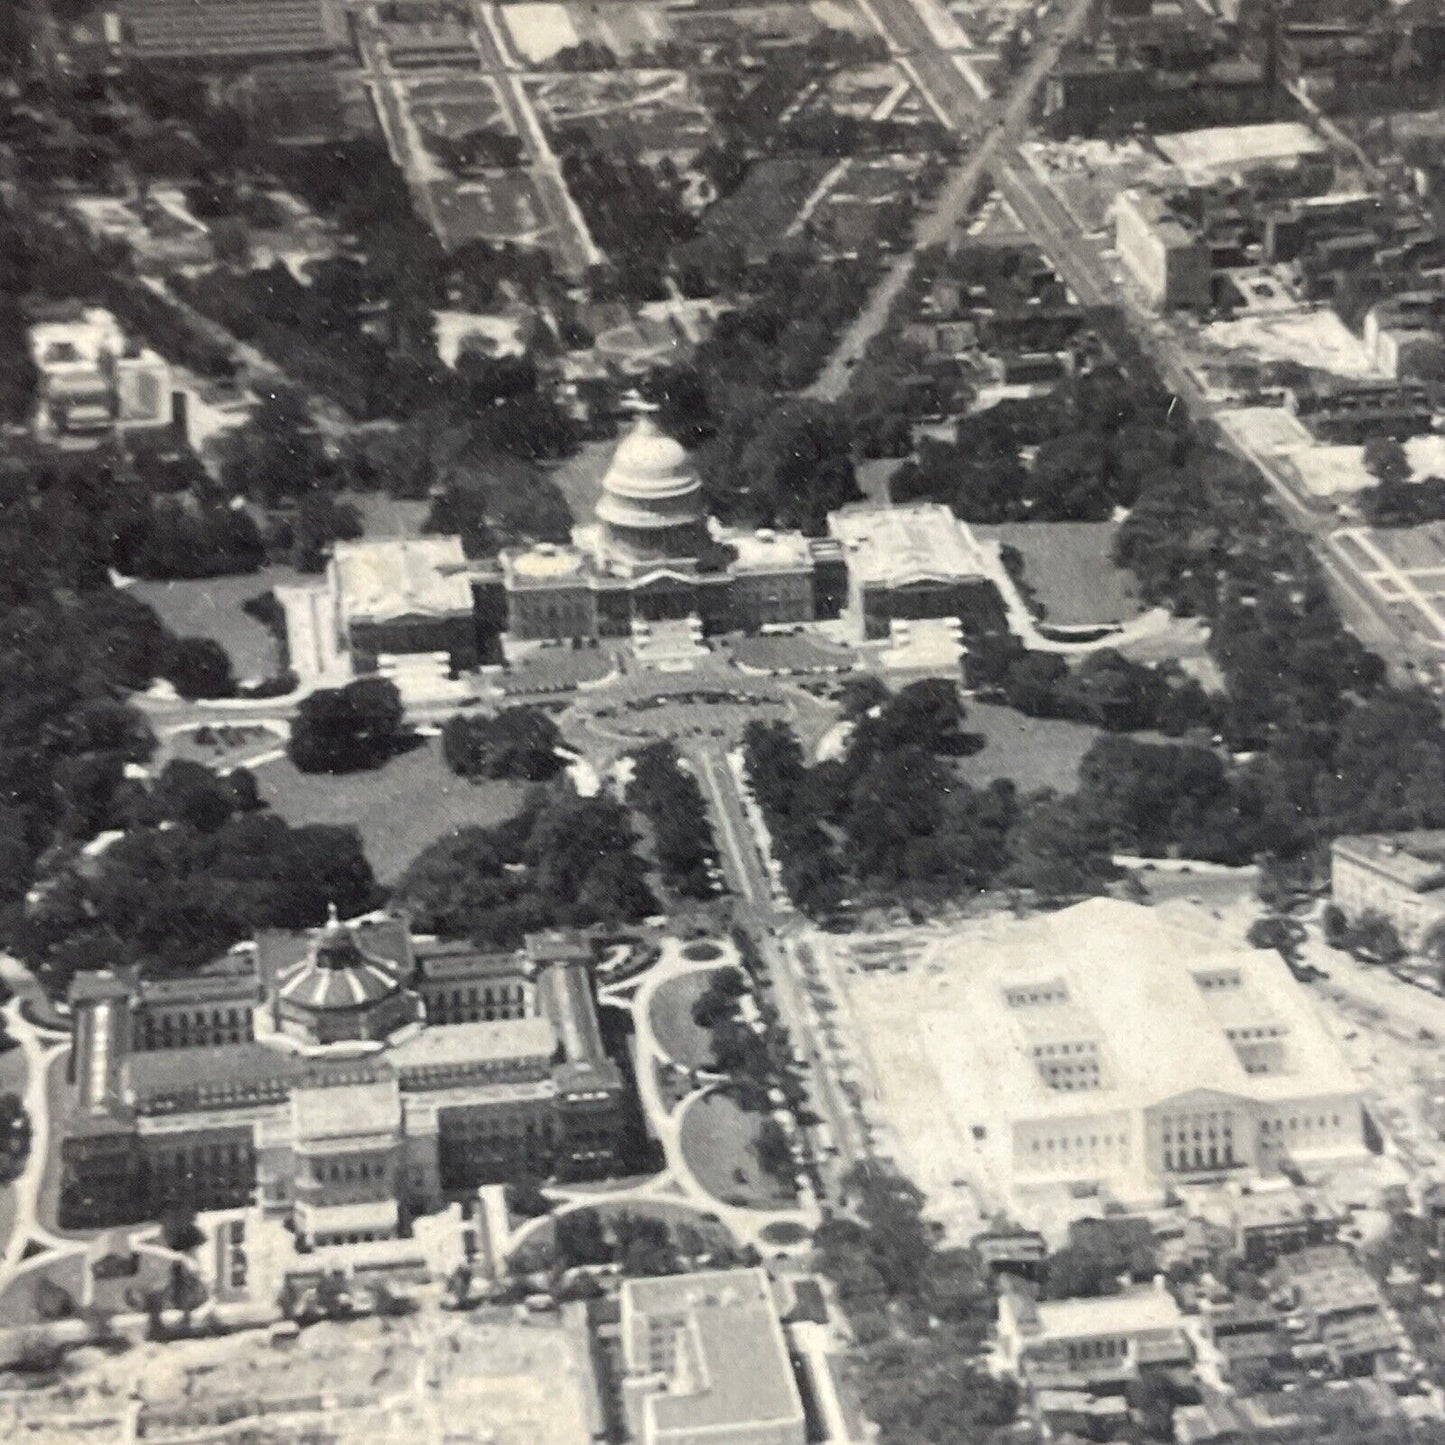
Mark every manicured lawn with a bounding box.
[545,439,615,527]
[337,490,430,539]
[0,1044,27,1261]
[499,646,615,696]
[648,971,722,1072]
[856,457,901,502]
[954,700,1102,794]
[728,633,854,675]
[680,1092,797,1210]
[129,566,307,684]
[254,736,530,883]
[972,521,1141,626]
[0,1251,86,1328]
[514,1199,738,1262]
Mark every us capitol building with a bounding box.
[302,418,1006,682]
[488,416,1003,646]
[60,913,627,1243]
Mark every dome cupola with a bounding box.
[594,417,706,565]
[274,905,418,1047]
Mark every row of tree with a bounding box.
[814,1165,1017,1445]
[625,742,721,900]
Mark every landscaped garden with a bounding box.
[648,970,729,1071]
[650,959,751,1075]
[130,566,304,684]
[679,1092,798,1210]
[952,700,1102,794]
[510,1197,738,1273]
[256,736,530,883]
[0,1244,205,1329]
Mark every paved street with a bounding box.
[809,0,1100,399]
[470,2,602,275]
[687,742,874,1190]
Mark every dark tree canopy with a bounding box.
[393,784,657,948]
[288,679,406,773]
[441,707,565,782]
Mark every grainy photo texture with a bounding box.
[1,0,1444,1439]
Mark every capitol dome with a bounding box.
[594,417,706,566]
[275,906,418,1046]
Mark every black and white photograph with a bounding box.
[4,0,1445,1438]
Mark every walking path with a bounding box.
[0,1000,71,1288]
[504,943,817,1265]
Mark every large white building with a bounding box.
[618,1269,806,1445]
[1114,190,1212,312]
[901,900,1366,1210]
[1331,831,1445,949]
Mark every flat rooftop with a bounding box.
[1029,1283,1184,1340]
[389,1016,557,1071]
[827,503,990,588]
[292,1077,402,1142]
[1155,122,1326,180]
[1119,188,1199,245]
[332,537,475,624]
[622,1270,804,1437]
[912,899,1359,1123]
[121,0,345,57]
[1332,831,1445,892]
[123,1041,306,1107]
[723,527,813,574]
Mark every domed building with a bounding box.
[593,416,708,567]
[60,920,629,1243]
[273,906,420,1047]
[494,416,848,644]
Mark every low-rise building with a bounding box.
[1231,1183,1339,1263]
[326,536,482,676]
[618,1268,807,1445]
[1115,190,1213,311]
[1177,1380,1409,1445]
[120,0,348,62]
[1196,1297,1290,1389]
[1270,1245,1402,1374]
[1286,381,1433,443]
[28,307,173,437]
[60,916,628,1235]
[996,1280,1192,1388]
[1363,293,1445,378]
[1331,831,1445,949]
